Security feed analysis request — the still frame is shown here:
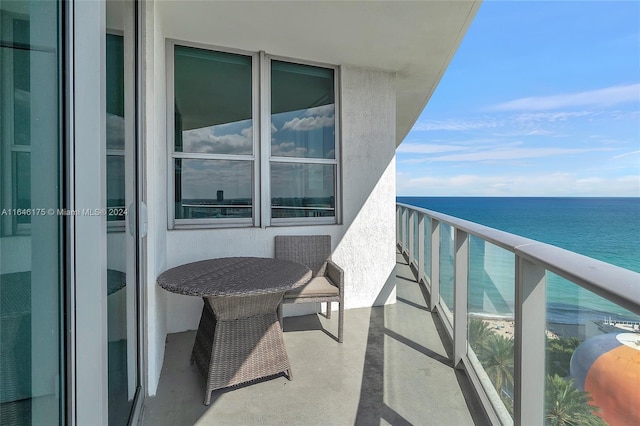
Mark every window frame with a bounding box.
[167,40,341,229]
[1,12,32,236]
[263,53,341,227]
[166,39,260,229]
[106,29,127,232]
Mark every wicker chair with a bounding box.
[275,235,344,343]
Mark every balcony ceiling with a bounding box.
[158,0,482,146]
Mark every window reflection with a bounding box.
[271,61,335,160]
[12,18,30,147]
[271,163,335,218]
[175,159,253,219]
[14,151,31,226]
[174,46,253,155]
[107,34,125,223]
[107,156,126,221]
[1,0,62,423]
[271,104,335,159]
[181,119,253,155]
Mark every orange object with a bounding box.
[583,334,640,426]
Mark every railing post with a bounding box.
[405,209,410,256]
[408,209,415,265]
[454,228,469,368]
[430,218,440,312]
[396,205,401,247]
[401,208,407,254]
[398,207,403,249]
[417,213,425,283]
[514,255,546,426]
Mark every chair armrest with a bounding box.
[326,259,344,295]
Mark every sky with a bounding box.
[396,0,640,197]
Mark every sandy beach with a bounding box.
[477,318,562,340]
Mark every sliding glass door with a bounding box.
[1,2,144,423]
[106,0,140,424]
[0,0,64,424]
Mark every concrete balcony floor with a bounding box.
[141,252,489,425]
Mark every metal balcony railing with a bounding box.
[396,202,640,425]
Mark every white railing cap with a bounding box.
[397,202,640,316]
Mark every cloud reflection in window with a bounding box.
[271,105,335,159]
[182,119,253,155]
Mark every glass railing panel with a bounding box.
[439,223,455,319]
[544,272,640,426]
[467,236,516,418]
[423,218,432,286]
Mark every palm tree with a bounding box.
[468,318,492,349]
[546,336,582,377]
[476,334,514,397]
[545,375,607,426]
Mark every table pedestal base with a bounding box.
[191,293,291,405]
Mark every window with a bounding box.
[107,33,127,226]
[2,15,31,235]
[167,40,339,228]
[269,61,337,222]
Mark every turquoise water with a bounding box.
[397,197,640,324]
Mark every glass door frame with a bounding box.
[66,0,145,424]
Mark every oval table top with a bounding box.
[157,257,312,297]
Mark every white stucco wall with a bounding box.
[144,3,397,396]
[336,66,397,308]
[143,0,168,396]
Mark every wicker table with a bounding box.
[157,257,312,405]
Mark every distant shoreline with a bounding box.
[472,313,639,341]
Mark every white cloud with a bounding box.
[282,115,334,131]
[399,143,613,163]
[489,83,640,111]
[279,104,336,132]
[271,141,308,157]
[412,118,502,131]
[613,150,640,159]
[428,147,613,162]
[411,110,604,134]
[511,111,593,123]
[305,104,334,117]
[397,143,469,154]
[183,126,252,155]
[397,173,640,197]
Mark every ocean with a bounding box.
[396,197,640,325]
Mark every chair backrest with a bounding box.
[274,235,331,277]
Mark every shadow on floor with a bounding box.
[143,251,490,425]
[353,252,489,426]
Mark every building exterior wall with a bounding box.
[159,65,397,325]
[144,3,397,395]
[144,0,169,396]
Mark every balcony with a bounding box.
[142,203,640,425]
[396,202,640,425]
[141,250,489,425]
